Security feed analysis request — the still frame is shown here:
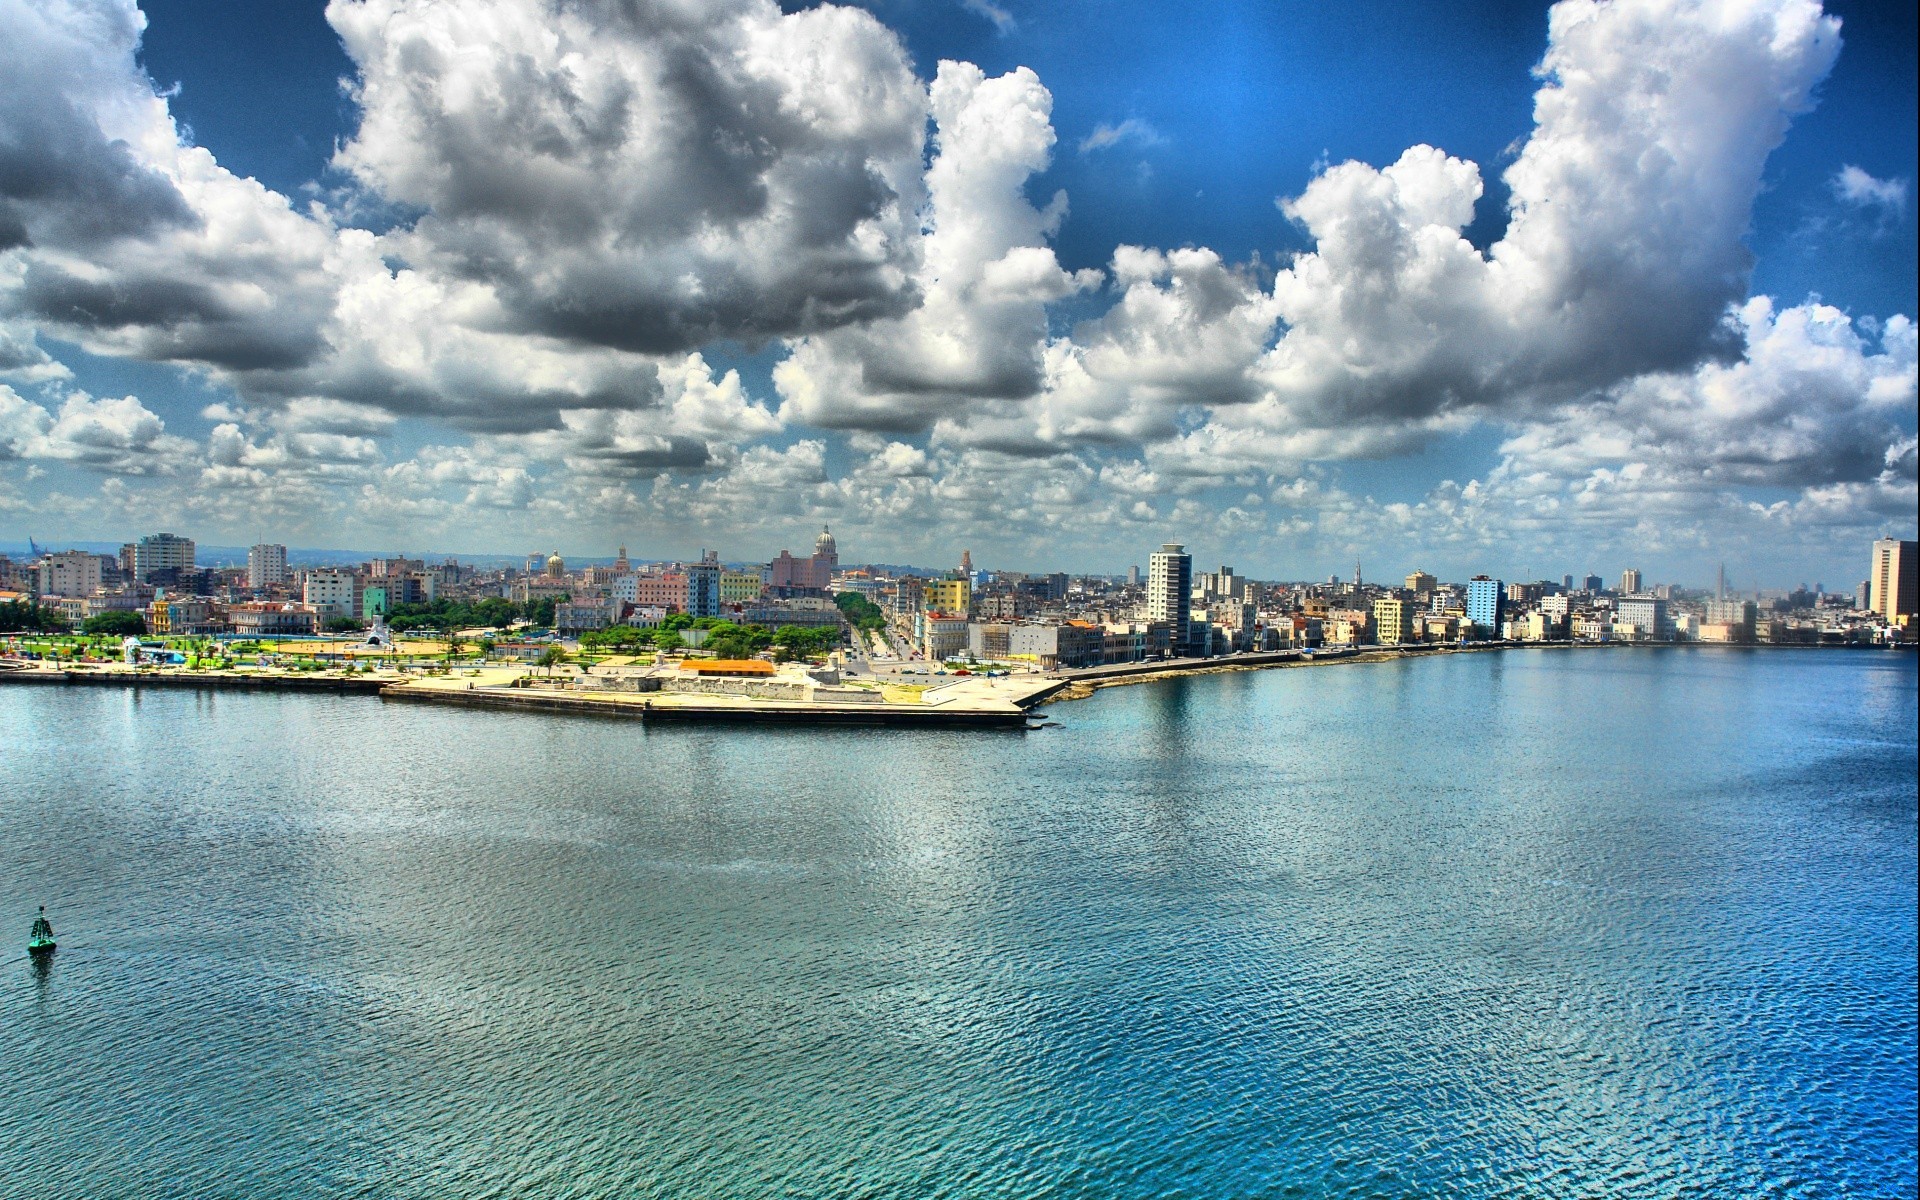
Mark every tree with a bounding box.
[770,624,840,659]
[323,616,363,634]
[0,601,66,633]
[834,592,887,632]
[83,611,147,637]
[537,645,570,678]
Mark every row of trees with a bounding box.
[385,595,561,632]
[834,592,887,632]
[579,615,842,661]
[0,601,67,633]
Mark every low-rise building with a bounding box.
[231,602,318,638]
[921,613,970,662]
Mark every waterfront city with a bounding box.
[3,0,1916,1194]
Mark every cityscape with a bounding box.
[2,0,1914,1196]
[3,530,1915,669]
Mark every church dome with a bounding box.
[545,551,566,578]
[814,527,837,556]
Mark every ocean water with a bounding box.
[1,648,1913,1199]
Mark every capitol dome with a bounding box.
[545,551,566,578]
[814,527,837,556]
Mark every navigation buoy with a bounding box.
[27,906,55,956]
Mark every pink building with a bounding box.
[770,528,839,591]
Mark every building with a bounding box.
[147,596,214,635]
[921,614,970,662]
[1373,598,1414,645]
[719,570,764,604]
[302,569,359,622]
[1582,574,1603,593]
[743,596,845,629]
[769,528,839,592]
[247,543,288,588]
[1615,595,1675,641]
[1196,565,1246,602]
[1869,539,1917,628]
[967,622,1013,659]
[633,573,687,612]
[230,602,318,638]
[1008,622,1104,670]
[1703,599,1757,642]
[1147,543,1192,656]
[1404,570,1437,594]
[34,550,103,598]
[555,599,619,634]
[686,552,722,619]
[1466,576,1504,638]
[1619,568,1642,594]
[134,533,195,583]
[924,578,971,616]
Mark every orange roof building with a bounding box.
[681,659,776,676]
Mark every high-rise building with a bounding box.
[133,532,195,583]
[1620,568,1643,595]
[1404,570,1437,594]
[1147,544,1192,655]
[686,551,722,618]
[1127,565,1140,587]
[1373,598,1413,645]
[1467,575,1504,637]
[248,543,288,588]
[1870,539,1917,626]
[1582,574,1603,593]
[1562,574,1574,591]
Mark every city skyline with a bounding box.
[0,0,1915,583]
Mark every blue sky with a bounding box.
[1,0,1915,585]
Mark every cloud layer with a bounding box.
[0,0,1912,579]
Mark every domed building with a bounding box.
[545,551,566,579]
[770,526,840,593]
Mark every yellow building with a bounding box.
[923,578,971,616]
[719,570,765,604]
[1373,598,1413,645]
[1404,570,1437,594]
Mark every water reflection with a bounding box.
[0,651,1913,1198]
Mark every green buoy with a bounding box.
[27,906,55,955]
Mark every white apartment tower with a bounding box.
[1147,543,1192,657]
[248,543,289,588]
[1620,567,1643,595]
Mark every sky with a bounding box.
[0,0,1914,586]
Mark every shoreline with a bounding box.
[2,640,1907,726]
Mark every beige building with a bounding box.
[921,614,969,662]
[1870,539,1916,628]
[1373,598,1414,645]
[1404,570,1437,594]
[35,550,103,598]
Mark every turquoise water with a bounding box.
[1,649,1914,1198]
